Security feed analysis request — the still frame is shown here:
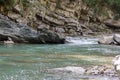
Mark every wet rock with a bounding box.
[98,34,120,45]
[85,65,117,77]
[4,37,14,44]
[47,66,85,75]
[18,25,39,43]
[47,65,118,80]
[113,34,120,45]
[37,28,65,44]
[98,35,114,45]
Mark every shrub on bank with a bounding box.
[83,0,120,16]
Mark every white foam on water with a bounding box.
[66,37,98,45]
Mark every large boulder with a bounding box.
[0,14,65,44]
[113,55,120,79]
[37,27,65,44]
[104,19,120,33]
[98,35,115,45]
[104,20,120,28]
[0,14,40,43]
[113,34,120,45]
[98,34,120,45]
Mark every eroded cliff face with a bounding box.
[0,14,65,44]
[5,0,115,36]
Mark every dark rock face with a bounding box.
[37,27,65,44]
[0,14,65,44]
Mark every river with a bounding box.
[0,37,120,80]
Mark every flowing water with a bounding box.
[0,37,120,80]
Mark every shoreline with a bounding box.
[47,65,119,80]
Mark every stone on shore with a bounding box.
[113,55,120,79]
[104,19,120,28]
[47,66,118,80]
[113,34,120,45]
[98,35,114,45]
[98,34,120,45]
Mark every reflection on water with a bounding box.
[0,38,120,80]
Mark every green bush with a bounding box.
[0,0,15,7]
[83,0,120,14]
[22,0,30,7]
[111,0,120,14]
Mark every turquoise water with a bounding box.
[0,38,120,80]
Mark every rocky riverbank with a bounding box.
[45,54,120,80]
[47,65,119,80]
[1,0,120,43]
[4,0,117,37]
[98,34,120,45]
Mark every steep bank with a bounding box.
[1,0,119,37]
[0,14,65,44]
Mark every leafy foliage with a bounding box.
[22,0,30,7]
[111,0,120,14]
[0,0,15,7]
[0,0,16,13]
[83,0,120,14]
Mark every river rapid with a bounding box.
[0,37,120,80]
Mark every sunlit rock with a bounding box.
[4,37,14,44]
[85,65,116,77]
[104,19,120,28]
[98,35,114,45]
[113,55,120,79]
[113,34,120,45]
